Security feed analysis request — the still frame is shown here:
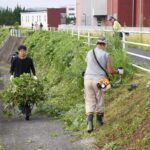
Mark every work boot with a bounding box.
[96,113,104,126]
[87,114,94,133]
[25,103,31,121]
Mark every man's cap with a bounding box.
[108,16,115,21]
[96,37,107,44]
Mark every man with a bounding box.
[109,16,121,31]
[10,45,37,120]
[84,37,123,132]
[109,16,122,39]
[40,23,43,30]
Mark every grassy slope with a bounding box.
[96,73,150,149]
[22,31,150,149]
[0,28,9,46]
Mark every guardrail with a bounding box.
[58,26,150,73]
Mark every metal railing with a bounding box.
[58,26,150,73]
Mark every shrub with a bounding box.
[1,74,47,111]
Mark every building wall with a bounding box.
[143,0,150,27]
[47,8,66,28]
[21,11,48,29]
[107,0,118,26]
[107,0,150,27]
[107,0,118,18]
[93,0,107,16]
[118,0,133,27]
[76,0,81,25]
[66,5,76,18]
[76,0,150,27]
[76,0,107,26]
[134,0,150,27]
[135,0,141,27]
[80,0,93,26]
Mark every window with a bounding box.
[69,13,75,16]
[69,8,75,11]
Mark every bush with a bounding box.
[1,74,47,111]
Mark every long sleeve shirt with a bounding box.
[10,57,36,77]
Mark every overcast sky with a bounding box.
[0,0,75,9]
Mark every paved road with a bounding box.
[0,116,86,150]
[128,47,150,69]
[0,61,87,150]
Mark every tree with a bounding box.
[0,5,25,25]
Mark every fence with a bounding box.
[58,26,150,73]
[10,29,34,37]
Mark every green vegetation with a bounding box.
[96,73,150,149]
[24,30,132,122]
[25,31,89,117]
[1,74,47,113]
[127,33,150,51]
[0,145,4,150]
[24,31,150,149]
[0,28,9,45]
[0,6,25,25]
[1,29,149,149]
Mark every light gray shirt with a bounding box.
[84,48,109,80]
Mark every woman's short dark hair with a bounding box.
[18,45,27,51]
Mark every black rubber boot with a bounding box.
[25,103,31,121]
[87,114,94,133]
[96,113,104,126]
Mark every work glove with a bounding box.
[117,67,124,75]
[10,75,14,81]
[33,76,38,80]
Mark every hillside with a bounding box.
[0,30,149,149]
[0,28,9,46]
[24,31,150,149]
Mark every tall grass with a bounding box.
[0,28,9,46]
[127,33,150,51]
[24,30,133,131]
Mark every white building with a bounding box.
[66,5,76,18]
[76,0,107,26]
[21,10,48,29]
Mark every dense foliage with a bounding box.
[24,30,133,122]
[1,29,149,149]
[1,74,47,110]
[0,6,25,25]
[0,28,9,45]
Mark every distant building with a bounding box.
[66,5,76,18]
[107,0,150,27]
[76,0,107,26]
[76,0,150,27]
[21,8,66,29]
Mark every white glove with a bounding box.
[118,67,124,75]
[33,76,38,80]
[10,75,14,81]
